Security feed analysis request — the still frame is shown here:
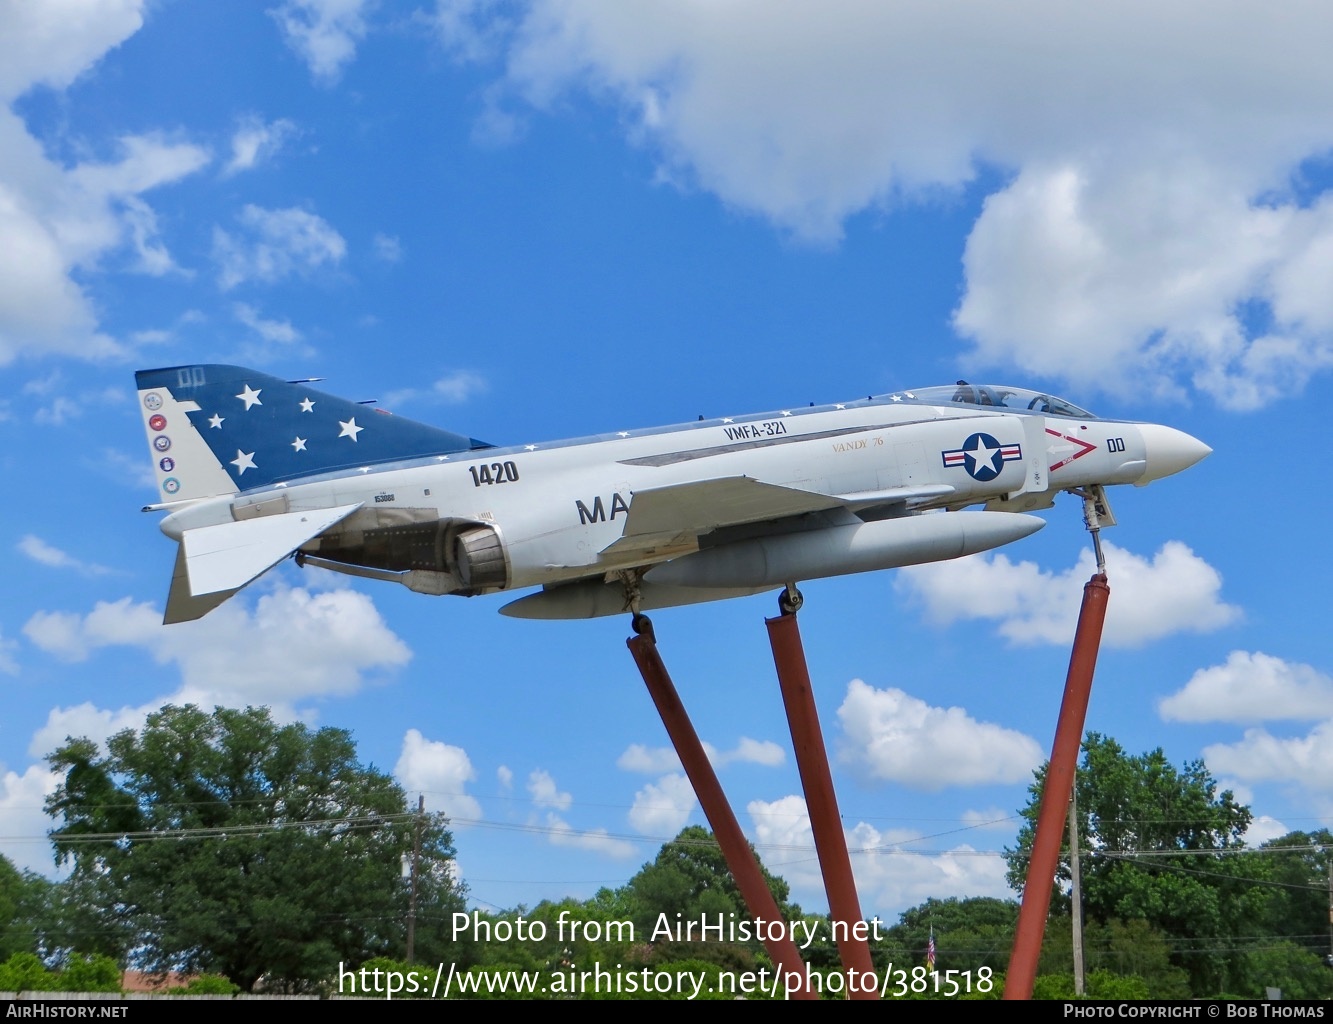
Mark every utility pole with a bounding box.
[407,794,423,964]
[1070,781,1085,996]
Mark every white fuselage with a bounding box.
[163,396,1151,592]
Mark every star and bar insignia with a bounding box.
[941,432,1022,482]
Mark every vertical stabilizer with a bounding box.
[134,364,490,496]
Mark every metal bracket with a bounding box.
[613,568,645,616]
[1068,485,1115,574]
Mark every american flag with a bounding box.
[926,927,936,974]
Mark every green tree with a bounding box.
[1006,734,1260,995]
[620,825,798,966]
[624,825,797,928]
[1239,941,1333,1000]
[1039,916,1190,998]
[887,896,1017,976]
[1006,734,1252,899]
[0,953,58,992]
[45,704,465,992]
[57,954,122,993]
[1251,830,1332,953]
[0,855,50,959]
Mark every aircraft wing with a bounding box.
[600,477,953,559]
[164,503,363,623]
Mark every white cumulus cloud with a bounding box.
[747,795,1011,916]
[617,743,681,774]
[543,813,635,858]
[29,703,150,762]
[954,162,1333,408]
[0,3,208,364]
[395,729,482,821]
[617,737,785,774]
[0,120,208,364]
[23,585,410,721]
[1160,651,1333,724]
[725,737,786,768]
[271,0,373,83]
[233,302,304,346]
[371,233,402,263]
[837,680,1042,790]
[1243,815,1290,848]
[527,768,572,811]
[431,370,487,403]
[628,772,695,835]
[0,765,64,875]
[960,808,1017,832]
[17,535,112,576]
[26,382,124,427]
[383,370,489,410]
[223,115,298,176]
[1204,722,1333,793]
[442,0,1333,406]
[897,540,1238,648]
[0,1,144,98]
[213,205,346,289]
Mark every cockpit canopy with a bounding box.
[900,383,1095,419]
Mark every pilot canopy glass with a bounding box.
[901,384,1095,419]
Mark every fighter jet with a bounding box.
[134,366,1210,623]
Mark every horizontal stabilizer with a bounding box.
[164,545,237,624]
[182,503,362,597]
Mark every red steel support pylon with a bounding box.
[627,626,817,999]
[767,610,879,998]
[1003,571,1110,1000]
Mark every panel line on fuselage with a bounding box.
[615,415,993,468]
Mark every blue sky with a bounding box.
[4,1,1333,924]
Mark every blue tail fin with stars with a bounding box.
[135,364,491,503]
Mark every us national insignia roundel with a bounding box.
[941,432,1023,482]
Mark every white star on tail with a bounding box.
[299,397,314,412]
[208,414,224,429]
[338,418,363,442]
[236,385,262,410]
[292,437,307,452]
[231,450,256,475]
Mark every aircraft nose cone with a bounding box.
[1137,423,1212,483]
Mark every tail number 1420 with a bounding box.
[470,461,520,487]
